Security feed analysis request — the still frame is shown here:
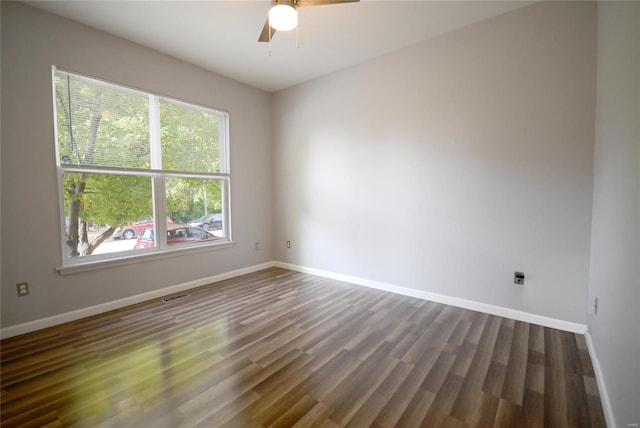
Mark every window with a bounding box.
[53,68,231,268]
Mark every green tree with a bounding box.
[55,73,223,257]
[166,177,221,224]
[56,74,151,256]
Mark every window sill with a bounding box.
[56,241,235,275]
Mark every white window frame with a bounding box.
[52,67,233,274]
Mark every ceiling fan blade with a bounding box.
[258,0,357,42]
[296,0,359,7]
[258,19,275,43]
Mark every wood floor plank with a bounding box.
[449,348,493,422]
[269,394,319,428]
[394,387,436,427]
[192,389,261,428]
[463,311,489,347]
[374,359,413,399]
[419,372,464,425]
[291,401,333,428]
[565,371,591,428]
[468,391,499,428]
[371,348,439,427]
[519,389,544,427]
[524,361,545,395]
[0,267,606,428]
[448,341,476,378]
[501,320,529,405]
[420,351,457,394]
[494,398,522,427]
[325,349,398,425]
[295,350,361,403]
[343,391,388,428]
[544,367,569,428]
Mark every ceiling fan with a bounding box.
[258,0,359,43]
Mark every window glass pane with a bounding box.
[55,72,150,168]
[63,172,153,258]
[54,69,231,267]
[165,177,224,242]
[160,100,222,173]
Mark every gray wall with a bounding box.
[274,1,596,324]
[1,2,274,327]
[2,1,638,425]
[588,2,640,426]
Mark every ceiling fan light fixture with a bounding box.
[268,4,298,32]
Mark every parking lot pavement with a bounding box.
[92,238,137,255]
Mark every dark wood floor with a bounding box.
[1,268,605,427]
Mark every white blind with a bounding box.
[55,71,225,174]
[160,99,222,174]
[55,71,151,169]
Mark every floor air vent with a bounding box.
[162,293,190,304]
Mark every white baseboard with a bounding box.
[284,261,608,424]
[1,260,588,337]
[274,261,588,334]
[584,331,617,428]
[2,260,609,422]
[0,262,276,340]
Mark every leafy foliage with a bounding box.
[160,101,221,173]
[166,177,221,224]
[55,72,223,257]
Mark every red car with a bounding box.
[112,217,173,240]
[133,226,220,249]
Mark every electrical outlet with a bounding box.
[514,272,525,285]
[594,297,598,315]
[286,240,291,248]
[254,242,260,251]
[17,282,30,297]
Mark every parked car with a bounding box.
[112,217,174,240]
[188,213,222,231]
[133,226,220,249]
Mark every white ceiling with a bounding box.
[25,0,534,92]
